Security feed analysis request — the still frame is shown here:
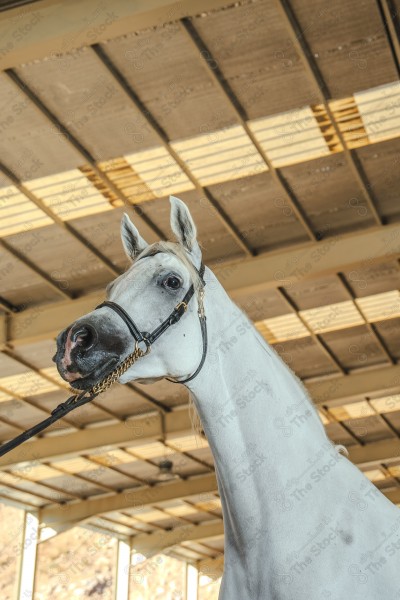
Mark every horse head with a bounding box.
[53,197,206,389]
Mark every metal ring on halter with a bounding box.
[135,337,151,355]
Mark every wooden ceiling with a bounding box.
[0,0,399,573]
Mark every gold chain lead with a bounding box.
[90,341,151,395]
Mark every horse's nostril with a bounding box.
[70,324,97,350]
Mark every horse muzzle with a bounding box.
[53,318,127,388]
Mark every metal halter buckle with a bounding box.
[175,301,188,313]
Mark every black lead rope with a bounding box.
[0,263,207,458]
[0,390,98,458]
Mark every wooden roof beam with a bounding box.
[0,0,234,70]
[40,472,218,527]
[5,222,400,346]
[130,519,224,557]
[1,364,400,470]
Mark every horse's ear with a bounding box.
[120,213,148,260]
[170,196,201,259]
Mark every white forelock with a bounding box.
[135,240,204,298]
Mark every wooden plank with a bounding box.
[40,473,218,526]
[0,0,236,70]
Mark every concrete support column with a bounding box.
[186,563,199,600]
[114,539,131,600]
[15,511,39,600]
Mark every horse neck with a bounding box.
[186,271,332,548]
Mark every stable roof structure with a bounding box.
[0,0,399,582]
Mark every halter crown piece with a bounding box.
[0,263,207,458]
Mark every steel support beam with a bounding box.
[309,363,400,407]
[131,520,224,557]
[0,408,192,469]
[40,473,218,528]
[24,435,400,542]
[385,488,400,505]
[1,365,400,470]
[0,295,18,313]
[0,313,6,348]
[6,223,400,346]
[348,438,400,468]
[36,450,400,533]
[0,0,235,71]
[223,223,400,295]
[197,554,224,579]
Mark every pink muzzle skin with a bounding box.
[60,328,83,382]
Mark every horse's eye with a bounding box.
[163,275,182,290]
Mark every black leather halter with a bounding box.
[95,262,207,384]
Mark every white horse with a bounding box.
[54,197,400,599]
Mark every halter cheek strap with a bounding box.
[95,263,207,384]
[174,293,207,384]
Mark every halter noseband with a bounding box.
[95,262,207,384]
